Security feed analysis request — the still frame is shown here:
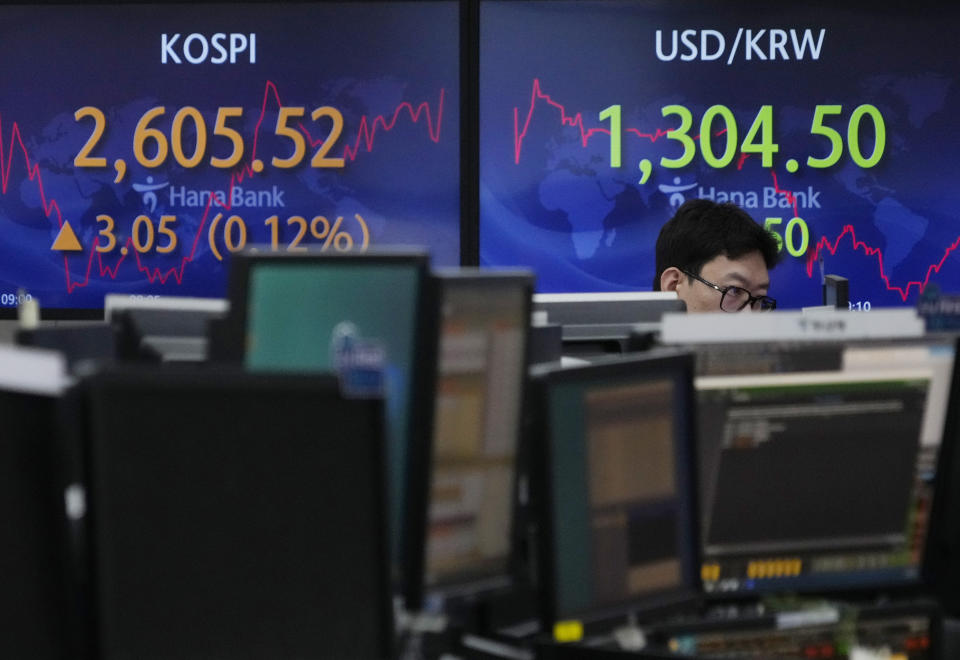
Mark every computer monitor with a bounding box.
[530,352,700,630]
[105,295,229,363]
[411,270,533,609]
[823,275,850,309]
[0,346,77,659]
[16,323,117,373]
[532,292,685,345]
[696,368,936,596]
[226,249,439,585]
[75,367,392,660]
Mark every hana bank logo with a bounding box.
[656,176,823,210]
[133,177,170,213]
[658,176,697,207]
[330,322,386,398]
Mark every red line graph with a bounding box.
[513,78,960,301]
[514,78,669,164]
[770,171,799,219]
[0,81,446,294]
[774,170,960,302]
[804,226,960,302]
[513,77,727,164]
[299,90,445,161]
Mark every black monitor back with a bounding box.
[16,323,117,373]
[926,336,960,614]
[78,367,392,660]
[111,307,226,363]
[0,352,76,658]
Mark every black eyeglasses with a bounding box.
[681,270,777,312]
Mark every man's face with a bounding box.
[669,251,771,313]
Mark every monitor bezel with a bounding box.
[530,351,702,630]
[225,247,433,356]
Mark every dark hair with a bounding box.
[652,199,780,290]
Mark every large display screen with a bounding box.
[0,2,459,316]
[480,1,960,309]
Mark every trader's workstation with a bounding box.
[3,248,960,659]
[1,1,959,659]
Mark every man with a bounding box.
[653,199,780,313]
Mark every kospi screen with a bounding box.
[479,1,960,309]
[0,2,459,316]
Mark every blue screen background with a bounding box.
[480,1,960,309]
[0,3,459,312]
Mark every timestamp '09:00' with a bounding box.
[0,292,33,307]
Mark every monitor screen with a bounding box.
[0,1,459,318]
[534,353,699,626]
[479,0,960,308]
[419,271,532,602]
[79,367,392,660]
[688,337,957,452]
[230,250,436,577]
[696,369,935,595]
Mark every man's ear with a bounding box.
[660,266,683,292]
